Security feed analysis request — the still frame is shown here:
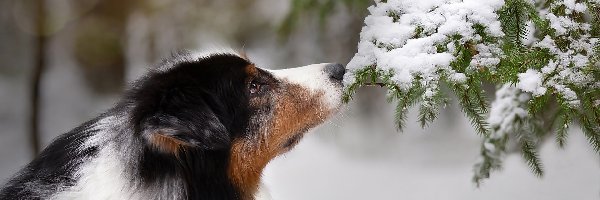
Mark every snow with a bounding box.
[470,43,501,68]
[473,84,531,182]
[483,142,496,152]
[517,69,547,97]
[449,73,467,84]
[346,0,596,109]
[345,0,598,183]
[562,0,587,15]
[545,14,572,35]
[528,1,598,106]
[487,84,530,138]
[347,0,504,92]
[347,0,597,107]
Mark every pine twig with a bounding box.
[363,82,386,87]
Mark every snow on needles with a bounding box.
[344,0,599,185]
[529,1,598,107]
[473,84,531,183]
[517,69,546,96]
[346,0,504,90]
[346,0,598,107]
[488,84,530,139]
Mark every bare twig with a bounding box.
[364,82,385,87]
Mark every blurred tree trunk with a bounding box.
[73,0,139,94]
[29,0,46,156]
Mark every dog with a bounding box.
[0,49,346,200]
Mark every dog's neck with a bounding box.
[74,107,271,200]
[139,148,250,199]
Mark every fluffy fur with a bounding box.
[0,50,346,200]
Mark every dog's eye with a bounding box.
[249,81,261,95]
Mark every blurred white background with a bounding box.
[0,0,598,199]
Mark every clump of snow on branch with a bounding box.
[473,84,531,185]
[517,69,546,96]
[488,85,530,137]
[346,0,504,91]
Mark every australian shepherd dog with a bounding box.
[0,50,346,200]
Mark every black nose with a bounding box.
[325,63,346,82]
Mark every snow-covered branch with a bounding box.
[343,0,600,184]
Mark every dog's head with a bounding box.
[128,50,345,197]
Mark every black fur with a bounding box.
[0,118,101,199]
[1,52,257,199]
[130,53,253,199]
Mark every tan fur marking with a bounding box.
[150,133,188,156]
[245,64,258,80]
[228,82,333,199]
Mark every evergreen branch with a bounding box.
[578,92,600,153]
[450,83,489,136]
[584,92,600,128]
[499,0,530,48]
[394,99,410,131]
[473,23,497,44]
[473,133,508,186]
[523,0,551,36]
[467,77,490,113]
[390,80,423,131]
[364,82,386,87]
[590,2,600,38]
[474,84,530,185]
[519,137,544,177]
[577,113,600,153]
[528,94,549,115]
[338,0,600,186]
[449,36,475,73]
[553,108,571,148]
[418,103,435,128]
[530,116,548,139]
[497,47,553,83]
[342,66,378,103]
[418,88,445,128]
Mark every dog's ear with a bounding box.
[140,109,231,155]
[130,53,252,155]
